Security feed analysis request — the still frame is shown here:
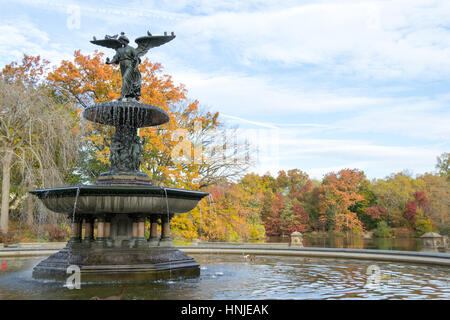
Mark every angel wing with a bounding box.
[135,34,176,57]
[90,38,122,50]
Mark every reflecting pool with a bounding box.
[0,254,448,299]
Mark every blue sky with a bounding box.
[1,0,449,180]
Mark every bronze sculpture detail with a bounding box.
[91,31,175,101]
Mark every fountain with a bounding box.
[29,31,208,283]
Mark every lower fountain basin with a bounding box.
[30,185,208,215]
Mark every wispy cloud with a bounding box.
[171,69,449,144]
[171,0,450,79]
[170,70,391,115]
[220,113,279,129]
[0,18,72,65]
[8,0,450,80]
[245,130,443,178]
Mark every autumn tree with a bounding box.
[416,173,449,234]
[404,201,418,225]
[436,152,449,181]
[0,54,49,85]
[0,80,79,233]
[269,170,312,234]
[171,167,447,240]
[365,206,388,221]
[280,200,309,233]
[318,169,366,233]
[349,179,377,229]
[46,50,249,189]
[403,191,434,235]
[276,169,310,196]
[264,192,284,236]
[1,56,49,229]
[371,172,424,227]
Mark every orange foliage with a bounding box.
[0,54,49,84]
[46,50,220,189]
[318,169,366,233]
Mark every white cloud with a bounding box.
[171,69,390,115]
[171,69,449,143]
[2,0,448,180]
[243,131,444,178]
[334,104,450,141]
[0,18,72,66]
[173,0,450,79]
[9,0,450,80]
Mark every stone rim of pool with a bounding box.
[2,245,448,267]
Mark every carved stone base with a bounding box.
[32,243,200,283]
[159,238,174,247]
[148,237,160,246]
[96,174,152,186]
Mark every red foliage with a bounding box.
[414,191,430,213]
[265,214,282,236]
[284,202,309,233]
[404,201,418,224]
[272,192,284,215]
[365,206,387,220]
[404,191,430,225]
[209,186,223,200]
[264,192,284,235]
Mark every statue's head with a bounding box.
[118,32,129,46]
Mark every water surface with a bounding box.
[0,254,448,300]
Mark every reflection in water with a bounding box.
[267,235,424,251]
[0,254,448,300]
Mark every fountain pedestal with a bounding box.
[32,244,200,283]
[31,193,205,282]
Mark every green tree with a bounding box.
[371,172,423,227]
[373,220,393,238]
[436,152,449,181]
[416,173,449,234]
[414,215,433,236]
[351,179,377,229]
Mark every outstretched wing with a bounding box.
[90,39,122,49]
[135,34,176,57]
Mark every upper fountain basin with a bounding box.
[82,101,170,127]
[30,185,208,215]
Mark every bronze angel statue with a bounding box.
[91,31,175,101]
